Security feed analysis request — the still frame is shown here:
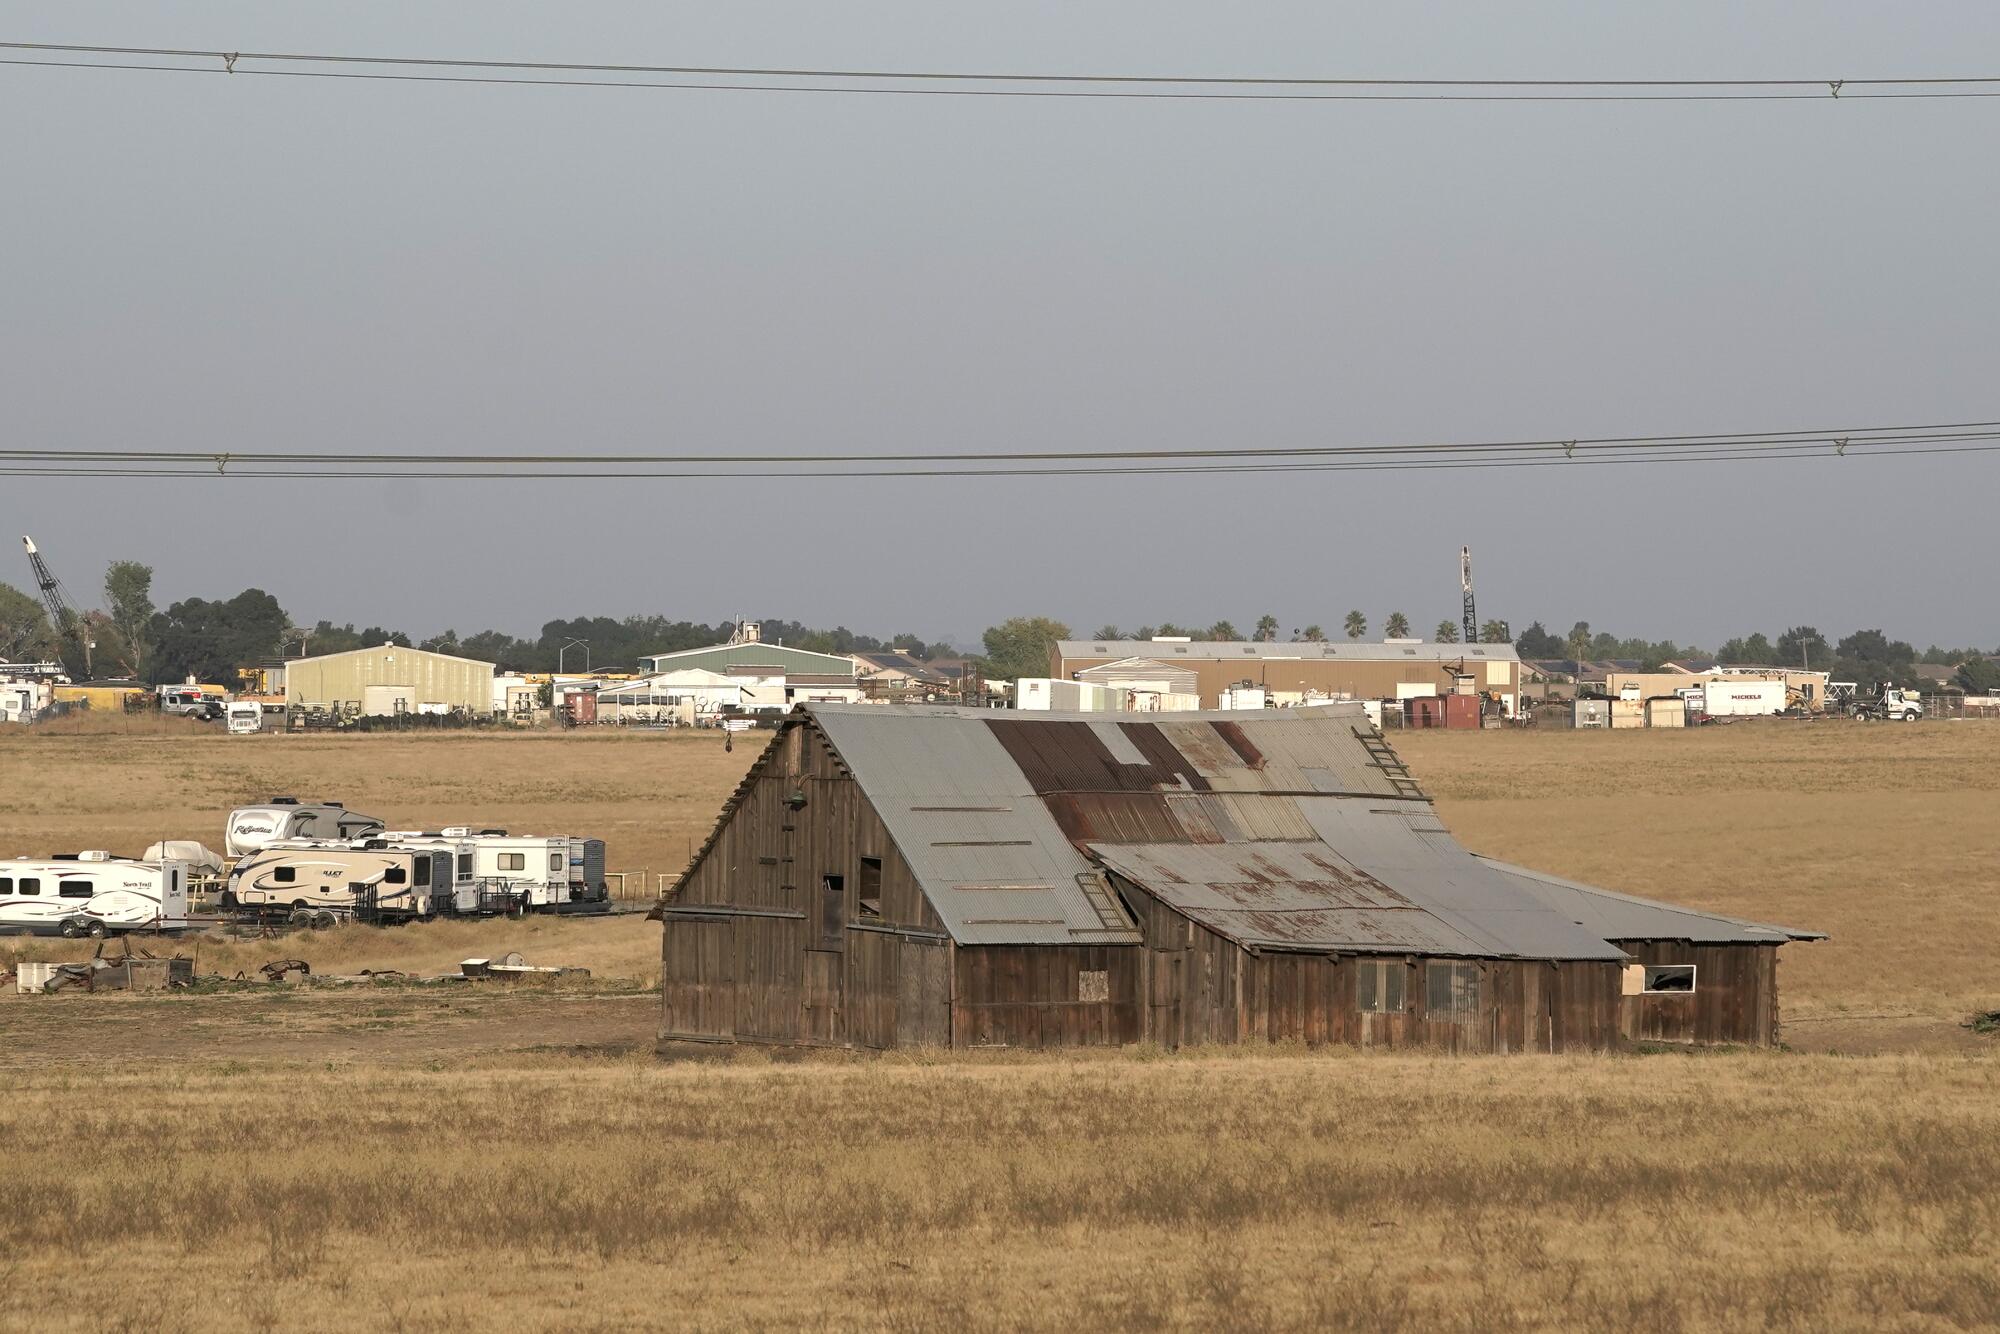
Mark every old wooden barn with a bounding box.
[659,703,1819,1052]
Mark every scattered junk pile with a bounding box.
[11,942,586,995]
[11,939,196,994]
[0,795,611,940]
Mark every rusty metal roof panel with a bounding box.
[1476,858,1825,944]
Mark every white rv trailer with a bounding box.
[0,852,192,936]
[374,832,486,914]
[224,843,451,919]
[420,829,575,908]
[225,799,385,858]
[226,700,264,734]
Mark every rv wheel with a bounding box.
[59,919,84,939]
[312,911,338,931]
[85,921,107,939]
[289,907,316,928]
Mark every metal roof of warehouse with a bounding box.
[802,703,1637,959]
[1056,640,1521,663]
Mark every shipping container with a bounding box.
[1406,696,1446,729]
[1609,697,1646,729]
[1574,699,1610,729]
[1442,694,1482,729]
[1699,679,1786,717]
[1646,697,1687,728]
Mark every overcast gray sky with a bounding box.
[4,2,1996,653]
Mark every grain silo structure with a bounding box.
[283,645,496,717]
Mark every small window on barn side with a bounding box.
[1357,959,1407,1013]
[815,874,845,950]
[1078,970,1110,1003]
[857,857,883,919]
[1426,961,1481,1016]
[1643,965,1696,994]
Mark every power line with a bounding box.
[0,419,1993,469]
[4,42,1999,101]
[4,433,1997,481]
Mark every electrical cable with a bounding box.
[4,42,1999,101]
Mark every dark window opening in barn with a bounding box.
[1643,965,1696,994]
[58,880,93,899]
[816,875,845,950]
[1357,959,1407,1013]
[1426,961,1480,1016]
[1079,970,1110,1003]
[857,857,883,919]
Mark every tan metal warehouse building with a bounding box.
[283,645,497,717]
[1052,639,1521,713]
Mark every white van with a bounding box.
[0,852,193,937]
[226,701,264,734]
[225,799,385,858]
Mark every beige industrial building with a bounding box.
[283,645,497,717]
[1051,639,1521,713]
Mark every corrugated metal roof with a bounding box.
[782,704,1813,960]
[1476,858,1827,944]
[809,707,1141,945]
[1058,640,1521,664]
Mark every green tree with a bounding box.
[1775,626,1829,670]
[102,560,155,679]
[1480,619,1510,644]
[1513,621,1560,657]
[1956,657,2000,695]
[148,590,290,684]
[1343,610,1366,640]
[1092,624,1122,641]
[1565,622,1593,670]
[1253,614,1279,642]
[1301,624,1326,643]
[1435,620,1459,644]
[0,580,56,661]
[980,616,1072,682]
[1384,611,1410,640]
[1209,620,1240,642]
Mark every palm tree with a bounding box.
[1302,625,1326,643]
[1343,610,1366,640]
[1254,614,1279,642]
[1209,620,1239,642]
[1435,621,1459,644]
[1384,611,1410,640]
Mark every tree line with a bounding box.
[0,564,951,685]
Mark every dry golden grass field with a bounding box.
[2,716,1997,1330]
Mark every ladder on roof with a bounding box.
[1074,872,1135,932]
[1353,726,1426,800]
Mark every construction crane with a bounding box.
[1460,546,1478,646]
[21,535,91,678]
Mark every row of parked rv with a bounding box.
[0,797,609,937]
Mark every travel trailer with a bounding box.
[224,843,451,920]
[373,832,486,914]
[225,700,264,734]
[0,852,193,936]
[567,837,609,904]
[225,799,385,858]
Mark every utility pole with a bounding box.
[1460,546,1478,645]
